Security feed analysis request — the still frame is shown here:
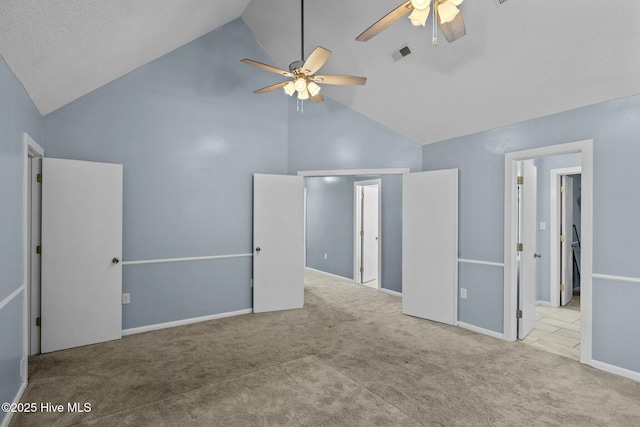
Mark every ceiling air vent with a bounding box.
[390,45,411,62]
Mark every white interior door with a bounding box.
[29,158,42,356]
[518,163,537,339]
[253,174,304,313]
[402,169,458,325]
[362,185,379,283]
[41,158,123,353]
[561,176,574,306]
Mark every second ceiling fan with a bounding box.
[356,0,466,44]
[241,0,366,103]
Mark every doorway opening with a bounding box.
[504,140,592,364]
[354,180,381,290]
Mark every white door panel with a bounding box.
[362,185,378,283]
[561,176,574,306]
[41,158,123,353]
[253,174,304,313]
[402,169,458,325]
[518,163,537,339]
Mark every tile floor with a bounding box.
[522,295,581,361]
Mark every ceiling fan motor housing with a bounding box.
[289,60,305,73]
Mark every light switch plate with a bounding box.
[539,221,546,230]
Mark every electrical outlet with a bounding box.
[324,253,328,260]
[122,293,130,304]
[460,288,468,299]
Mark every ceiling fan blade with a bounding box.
[437,11,466,43]
[313,75,367,86]
[310,92,324,103]
[241,59,293,78]
[254,81,290,94]
[355,1,413,42]
[302,47,332,75]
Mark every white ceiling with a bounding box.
[2,0,640,144]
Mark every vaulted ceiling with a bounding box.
[2,0,639,144]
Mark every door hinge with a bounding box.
[361,192,364,200]
[516,310,523,319]
[560,185,565,193]
[36,245,41,255]
[360,266,364,273]
[36,173,42,183]
[560,235,565,243]
[36,317,41,327]
[517,176,523,185]
[560,284,565,292]
[517,243,523,252]
[360,230,364,236]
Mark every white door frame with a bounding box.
[504,140,593,365]
[22,133,44,378]
[353,179,382,288]
[549,166,582,308]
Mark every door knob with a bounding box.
[112,257,120,264]
[255,247,261,253]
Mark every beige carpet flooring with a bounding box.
[12,271,640,426]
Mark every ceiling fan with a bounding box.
[356,0,466,45]
[241,0,366,104]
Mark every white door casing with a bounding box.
[362,185,379,283]
[402,169,458,325]
[561,176,574,306]
[41,158,123,353]
[518,163,537,339]
[253,174,304,313]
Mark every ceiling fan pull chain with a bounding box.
[432,1,438,46]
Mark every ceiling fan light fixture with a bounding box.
[437,0,459,24]
[283,81,296,96]
[294,77,307,92]
[409,7,430,26]
[411,0,431,11]
[297,88,310,100]
[307,81,321,97]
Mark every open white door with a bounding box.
[253,174,304,313]
[362,185,379,283]
[518,163,537,339]
[402,169,458,325]
[561,176,574,306]
[41,158,123,353]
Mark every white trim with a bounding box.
[1,381,28,427]
[590,359,640,382]
[536,300,556,307]
[549,166,582,308]
[0,285,24,311]
[353,179,382,290]
[458,322,505,340]
[457,258,504,268]
[592,273,640,284]
[305,267,354,283]
[122,253,253,266]
[504,139,593,366]
[297,168,410,177]
[122,309,252,336]
[379,288,402,297]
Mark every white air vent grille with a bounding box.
[390,45,411,62]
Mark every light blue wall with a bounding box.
[0,55,43,425]
[43,19,288,329]
[533,153,581,303]
[305,176,355,278]
[423,93,640,373]
[288,96,421,293]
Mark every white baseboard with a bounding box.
[590,359,640,382]
[122,309,252,336]
[536,300,557,308]
[379,288,402,297]
[305,267,354,283]
[458,321,505,340]
[1,381,28,427]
